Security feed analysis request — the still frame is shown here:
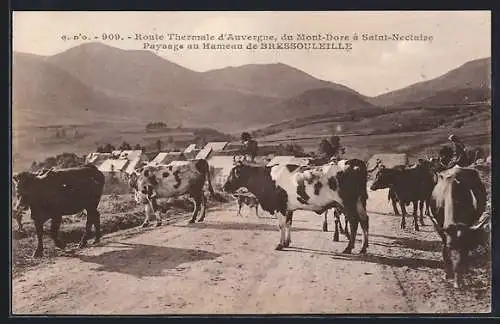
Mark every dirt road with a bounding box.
[11,188,490,314]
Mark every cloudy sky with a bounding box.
[12,11,490,96]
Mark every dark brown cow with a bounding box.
[12,164,105,258]
[428,166,489,289]
[223,159,369,254]
[370,162,435,231]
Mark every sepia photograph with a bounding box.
[11,11,492,314]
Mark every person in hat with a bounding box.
[240,132,258,162]
[312,135,346,165]
[448,134,466,167]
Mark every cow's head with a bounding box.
[369,165,394,191]
[12,171,36,213]
[130,167,160,203]
[224,161,256,193]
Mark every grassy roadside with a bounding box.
[11,192,233,277]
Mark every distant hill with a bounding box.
[46,42,204,103]
[201,63,363,99]
[267,87,379,121]
[12,52,191,129]
[370,57,491,107]
[15,42,371,131]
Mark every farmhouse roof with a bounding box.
[195,147,212,160]
[149,151,186,166]
[195,142,229,160]
[118,150,143,161]
[97,159,128,173]
[124,156,142,174]
[183,143,197,154]
[86,152,112,164]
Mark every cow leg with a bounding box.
[342,210,358,254]
[450,248,467,289]
[399,202,407,229]
[50,216,66,250]
[275,213,287,251]
[442,244,454,280]
[334,211,341,242]
[15,212,24,232]
[32,217,45,258]
[323,210,329,232]
[283,211,293,248]
[424,199,431,217]
[189,196,201,224]
[412,200,420,231]
[356,198,369,254]
[78,216,93,248]
[87,208,102,244]
[339,213,346,234]
[418,200,425,226]
[343,216,350,241]
[140,203,154,228]
[237,201,242,217]
[197,195,207,222]
[151,198,162,227]
[392,199,400,216]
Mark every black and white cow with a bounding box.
[223,159,369,254]
[429,166,489,289]
[129,159,216,227]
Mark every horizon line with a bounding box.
[11,42,492,98]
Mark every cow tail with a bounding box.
[202,159,216,198]
[359,160,369,203]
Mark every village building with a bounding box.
[147,151,186,167]
[205,155,235,189]
[183,143,200,160]
[85,152,113,166]
[195,141,229,160]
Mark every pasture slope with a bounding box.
[11,185,490,314]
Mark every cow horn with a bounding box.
[469,212,490,231]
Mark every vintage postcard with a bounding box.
[11,11,492,315]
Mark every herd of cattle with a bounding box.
[12,152,490,289]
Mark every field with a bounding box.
[256,105,491,163]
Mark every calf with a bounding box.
[233,193,260,217]
[129,159,216,226]
[223,159,369,254]
[370,163,435,231]
[12,164,105,257]
[428,166,489,289]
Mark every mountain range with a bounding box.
[12,42,491,133]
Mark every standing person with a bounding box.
[312,135,345,166]
[448,134,466,167]
[328,135,346,163]
[240,132,258,162]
